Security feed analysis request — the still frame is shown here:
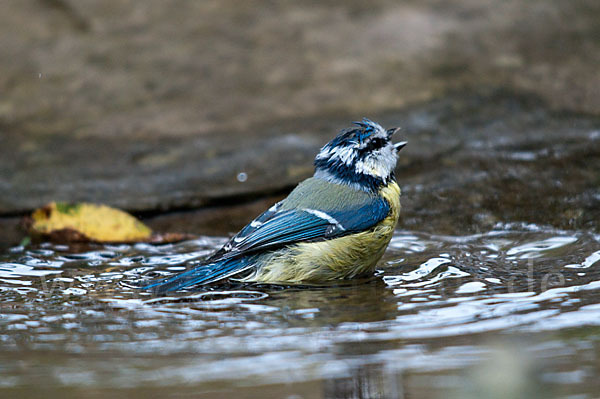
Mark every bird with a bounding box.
[143,119,407,293]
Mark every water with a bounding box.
[1,225,599,398]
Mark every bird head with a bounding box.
[314,119,407,192]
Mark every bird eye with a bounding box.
[356,137,387,155]
[369,138,386,149]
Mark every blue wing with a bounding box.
[209,196,391,262]
[142,256,258,293]
[142,189,391,292]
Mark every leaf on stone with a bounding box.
[28,202,153,243]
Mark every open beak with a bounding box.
[387,128,406,153]
[394,141,407,153]
[387,127,401,138]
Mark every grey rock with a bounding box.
[0,0,599,243]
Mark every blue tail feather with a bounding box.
[142,256,254,294]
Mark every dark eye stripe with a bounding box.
[354,137,386,158]
[372,138,385,148]
[365,137,386,151]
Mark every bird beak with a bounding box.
[394,141,407,153]
[387,128,406,152]
[387,127,401,138]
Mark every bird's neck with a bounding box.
[314,165,388,194]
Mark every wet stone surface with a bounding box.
[388,91,600,234]
[0,125,320,214]
[140,90,600,242]
[2,90,599,244]
[2,0,600,220]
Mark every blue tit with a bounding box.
[143,119,407,293]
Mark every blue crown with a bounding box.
[352,118,380,143]
[314,119,391,192]
[326,118,384,148]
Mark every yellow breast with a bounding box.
[248,181,401,283]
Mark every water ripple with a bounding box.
[0,226,599,395]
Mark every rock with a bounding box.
[0,1,599,240]
[0,123,322,214]
[144,195,286,237]
[381,91,600,234]
[0,217,24,250]
[150,90,600,237]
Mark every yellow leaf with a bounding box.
[30,202,152,243]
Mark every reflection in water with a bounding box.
[324,365,399,399]
[1,225,599,397]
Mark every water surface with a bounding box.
[1,225,599,398]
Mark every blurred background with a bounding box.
[1,2,600,398]
[1,0,598,244]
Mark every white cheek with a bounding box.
[383,145,398,166]
[355,146,397,179]
[327,146,355,165]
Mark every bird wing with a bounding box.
[208,196,390,262]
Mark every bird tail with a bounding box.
[141,256,254,294]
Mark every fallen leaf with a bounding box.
[28,202,152,243]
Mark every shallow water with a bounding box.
[1,225,599,398]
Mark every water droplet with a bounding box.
[237,172,248,182]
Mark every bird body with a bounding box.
[245,180,400,283]
[143,119,406,293]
